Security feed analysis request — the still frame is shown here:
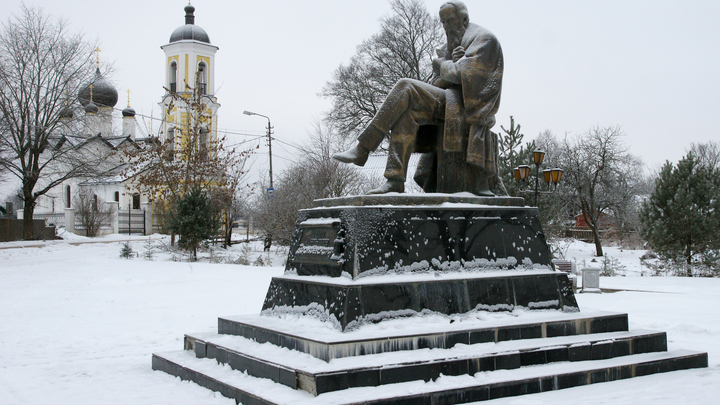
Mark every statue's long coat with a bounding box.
[434,22,503,170]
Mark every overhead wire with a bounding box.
[10,77,272,140]
[16,80,313,155]
[19,81,321,176]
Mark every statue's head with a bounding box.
[440,1,469,51]
[440,1,470,28]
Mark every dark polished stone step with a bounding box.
[262,272,579,331]
[186,329,668,395]
[152,349,708,405]
[218,311,629,361]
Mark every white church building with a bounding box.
[25,3,221,236]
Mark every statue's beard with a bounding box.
[445,26,465,54]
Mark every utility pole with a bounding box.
[243,110,274,197]
[266,118,273,189]
[128,202,132,235]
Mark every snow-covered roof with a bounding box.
[77,162,138,186]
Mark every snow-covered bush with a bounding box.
[600,255,626,276]
[142,239,156,260]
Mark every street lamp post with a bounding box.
[243,110,274,194]
[513,150,563,206]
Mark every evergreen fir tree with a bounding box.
[640,152,720,276]
[498,116,524,165]
[498,116,536,201]
[168,187,221,260]
[119,241,134,259]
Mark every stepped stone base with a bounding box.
[152,310,708,404]
[186,330,670,395]
[153,350,707,404]
[152,195,709,402]
[217,310,626,361]
[312,194,524,208]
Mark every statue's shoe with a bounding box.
[332,145,369,166]
[367,180,404,194]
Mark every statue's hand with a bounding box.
[452,46,465,62]
[432,57,442,71]
[431,77,452,89]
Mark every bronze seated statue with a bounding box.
[333,0,506,197]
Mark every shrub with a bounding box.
[119,241,134,259]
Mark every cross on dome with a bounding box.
[95,47,101,69]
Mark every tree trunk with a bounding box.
[685,239,693,277]
[22,187,36,240]
[224,217,231,248]
[22,203,35,240]
[591,223,604,257]
[580,200,603,257]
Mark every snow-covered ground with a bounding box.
[0,236,717,404]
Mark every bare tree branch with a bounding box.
[555,126,644,256]
[250,120,367,245]
[321,0,442,140]
[122,73,254,247]
[0,5,108,239]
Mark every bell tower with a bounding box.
[159,3,220,151]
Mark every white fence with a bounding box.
[33,213,66,228]
[34,207,150,236]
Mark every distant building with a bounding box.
[30,52,147,228]
[566,212,617,241]
[574,212,616,229]
[159,3,220,156]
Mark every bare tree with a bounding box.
[123,74,253,245]
[214,146,255,248]
[689,141,720,170]
[251,121,367,245]
[321,0,443,139]
[73,190,114,237]
[530,130,574,237]
[0,6,104,239]
[557,126,644,256]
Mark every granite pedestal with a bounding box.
[288,195,548,279]
[265,195,574,330]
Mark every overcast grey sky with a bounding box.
[6,0,720,177]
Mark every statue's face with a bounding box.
[439,6,465,35]
[440,6,466,51]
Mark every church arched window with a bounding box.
[197,62,207,94]
[164,127,176,161]
[114,191,119,202]
[169,61,177,92]
[65,185,71,208]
